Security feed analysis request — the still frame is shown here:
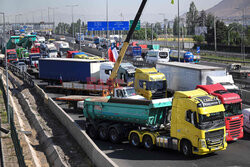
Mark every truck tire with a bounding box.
[181,140,193,157]
[143,135,154,151]
[130,133,140,147]
[109,128,121,144]
[87,125,98,139]
[98,126,108,141]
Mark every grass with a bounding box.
[200,53,250,63]
[157,37,194,42]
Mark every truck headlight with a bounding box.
[199,139,206,148]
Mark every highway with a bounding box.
[32,54,250,167]
[36,80,250,167]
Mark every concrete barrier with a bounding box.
[35,85,118,167]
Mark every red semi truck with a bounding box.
[196,83,243,141]
[6,49,18,63]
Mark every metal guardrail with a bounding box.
[8,63,34,87]
[0,78,26,167]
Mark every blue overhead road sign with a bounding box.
[88,21,129,31]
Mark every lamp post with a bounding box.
[66,4,79,49]
[106,0,109,40]
[177,0,180,62]
[0,12,9,123]
[214,16,217,53]
[234,7,245,63]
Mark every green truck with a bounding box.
[83,89,228,156]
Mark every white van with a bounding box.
[145,48,170,64]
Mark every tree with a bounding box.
[55,22,70,34]
[132,28,157,40]
[154,22,163,35]
[205,13,215,29]
[186,1,199,35]
[173,17,179,35]
[198,10,206,26]
[193,35,205,44]
[205,20,227,45]
[167,22,172,35]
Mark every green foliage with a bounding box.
[186,1,199,35]
[193,35,205,44]
[206,20,227,45]
[173,17,179,35]
[132,27,157,40]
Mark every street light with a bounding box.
[66,4,79,49]
[235,7,246,63]
[177,0,180,62]
[0,12,9,123]
[106,0,109,40]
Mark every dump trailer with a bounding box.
[84,89,227,156]
[156,62,227,96]
[39,58,106,83]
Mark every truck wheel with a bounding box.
[87,125,98,139]
[109,128,121,144]
[130,133,140,147]
[143,135,154,151]
[181,140,193,157]
[98,126,108,140]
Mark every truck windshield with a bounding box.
[60,48,70,52]
[49,50,57,53]
[8,54,17,59]
[159,52,168,58]
[227,89,240,95]
[146,80,166,91]
[128,72,135,78]
[126,89,136,97]
[224,103,242,117]
[31,57,39,61]
[198,112,225,130]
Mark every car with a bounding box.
[59,36,66,41]
[88,43,92,48]
[70,40,76,44]
[132,56,143,61]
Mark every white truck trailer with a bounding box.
[156,62,230,96]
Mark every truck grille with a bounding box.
[230,129,241,138]
[205,129,224,148]
[152,92,166,99]
[229,119,241,130]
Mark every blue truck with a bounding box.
[39,58,106,82]
[169,50,200,63]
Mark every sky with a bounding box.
[0,0,222,24]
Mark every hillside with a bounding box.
[206,0,250,18]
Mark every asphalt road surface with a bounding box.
[33,77,250,167]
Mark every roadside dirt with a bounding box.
[1,69,92,166]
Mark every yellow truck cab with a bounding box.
[134,67,167,100]
[171,89,227,156]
